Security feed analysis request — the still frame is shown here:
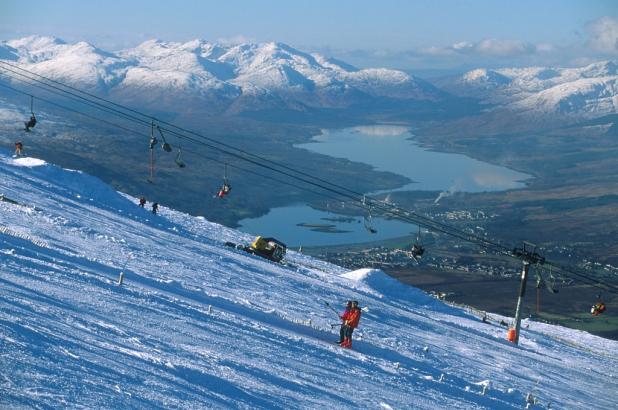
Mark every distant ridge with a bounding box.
[1,35,443,114]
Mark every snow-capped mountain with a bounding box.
[2,35,616,120]
[0,36,443,114]
[1,150,618,409]
[436,61,618,118]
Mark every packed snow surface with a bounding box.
[1,150,617,409]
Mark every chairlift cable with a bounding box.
[2,64,617,293]
[0,72,600,262]
[3,70,614,290]
[0,62,602,266]
[0,63,520,251]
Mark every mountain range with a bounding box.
[0,36,442,115]
[0,35,616,121]
[435,62,618,119]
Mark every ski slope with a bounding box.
[1,150,617,409]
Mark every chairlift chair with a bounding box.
[175,148,186,168]
[217,163,232,198]
[156,125,172,152]
[363,209,377,234]
[147,121,158,183]
[546,266,558,294]
[591,293,606,316]
[411,226,425,260]
[24,95,37,132]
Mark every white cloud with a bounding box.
[452,41,474,51]
[418,39,538,58]
[216,34,256,45]
[474,39,536,56]
[418,46,456,56]
[316,18,618,70]
[585,16,618,54]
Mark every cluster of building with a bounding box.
[318,245,514,277]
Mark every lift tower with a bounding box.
[511,242,545,345]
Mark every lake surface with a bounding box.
[239,125,530,247]
[299,125,529,193]
[239,204,417,248]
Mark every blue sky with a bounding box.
[1,0,617,69]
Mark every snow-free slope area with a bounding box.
[1,150,617,409]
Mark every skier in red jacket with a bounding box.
[340,300,361,348]
[337,301,353,344]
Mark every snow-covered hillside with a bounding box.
[0,36,442,113]
[437,61,618,118]
[1,150,617,409]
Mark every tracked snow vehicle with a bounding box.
[225,236,287,263]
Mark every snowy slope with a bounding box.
[1,150,617,409]
[437,61,618,118]
[0,36,442,113]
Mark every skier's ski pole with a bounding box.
[322,299,341,320]
[121,253,133,271]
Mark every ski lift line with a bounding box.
[0,68,150,131]
[0,68,378,206]
[4,77,463,241]
[3,66,618,293]
[0,77,348,202]
[0,60,157,122]
[181,149,357,204]
[0,78,561,246]
[0,63,601,265]
[0,77,603,265]
[0,64,516,248]
[0,63,154,129]
[0,81,147,138]
[0,77,150,142]
[0,61,362,197]
[3,63,506,250]
[4,56,508,250]
[544,260,618,292]
[7,96,618,293]
[0,81,360,207]
[0,80,338,202]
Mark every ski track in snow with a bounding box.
[0,150,617,409]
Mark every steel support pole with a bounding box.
[513,260,530,345]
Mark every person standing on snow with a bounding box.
[138,197,146,208]
[152,202,159,215]
[341,300,362,348]
[337,301,353,344]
